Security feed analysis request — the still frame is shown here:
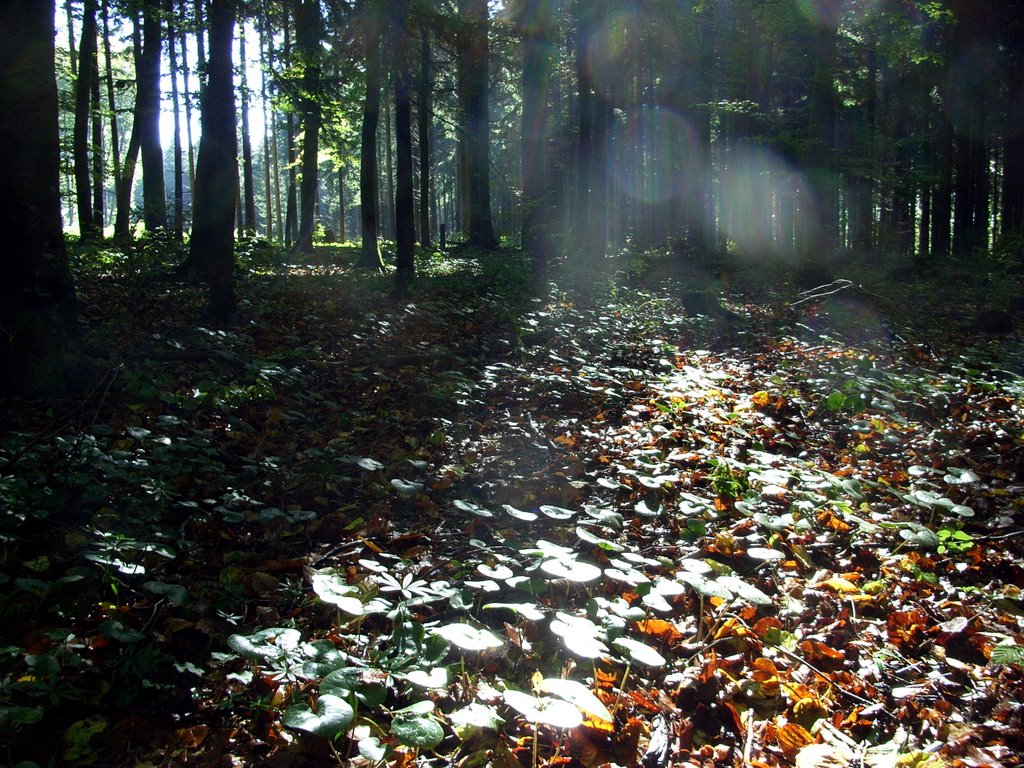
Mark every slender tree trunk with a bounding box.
[114,13,144,241]
[392,0,415,294]
[383,96,395,240]
[73,0,99,240]
[295,0,322,254]
[90,60,104,233]
[337,166,345,242]
[457,0,498,249]
[1,0,81,395]
[239,23,257,234]
[520,0,552,279]
[182,21,196,199]
[358,1,385,271]
[417,28,432,248]
[167,0,184,240]
[139,0,167,231]
[259,12,273,238]
[190,0,238,324]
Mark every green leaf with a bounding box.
[449,702,505,732]
[433,623,503,651]
[612,637,666,667]
[540,558,602,583]
[538,678,613,723]
[403,667,450,689]
[502,690,583,728]
[309,569,366,615]
[357,457,385,471]
[539,505,576,520]
[392,478,425,497]
[282,694,354,738]
[320,667,362,696]
[390,712,444,750]
[358,736,389,763]
[482,602,546,621]
[0,705,44,727]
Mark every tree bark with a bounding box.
[189,0,238,325]
[417,28,432,249]
[0,0,82,395]
[358,0,385,271]
[73,0,99,241]
[167,0,184,241]
[114,13,144,242]
[138,0,167,232]
[519,0,552,279]
[392,0,415,294]
[457,0,498,250]
[239,24,257,235]
[295,0,322,254]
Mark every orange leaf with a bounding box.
[636,619,683,644]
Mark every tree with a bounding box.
[391,0,415,294]
[72,0,100,241]
[358,0,385,271]
[189,0,238,325]
[239,23,257,235]
[294,0,322,254]
[417,25,432,249]
[456,0,498,250]
[138,0,167,231]
[517,0,554,279]
[0,0,81,395]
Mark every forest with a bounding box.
[2,0,1024,766]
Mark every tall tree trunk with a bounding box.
[259,10,274,239]
[383,96,395,240]
[457,0,498,250]
[239,24,257,234]
[167,0,184,240]
[1,0,81,395]
[73,0,99,241]
[519,0,552,280]
[392,0,415,294]
[358,1,385,270]
[139,0,167,231]
[114,13,144,241]
[90,58,104,233]
[417,28,432,249]
[190,0,237,325]
[295,0,322,254]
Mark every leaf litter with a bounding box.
[1,249,1023,766]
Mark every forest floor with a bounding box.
[2,241,1024,768]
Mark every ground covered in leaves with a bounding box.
[2,242,1024,768]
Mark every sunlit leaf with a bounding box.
[612,637,666,667]
[540,558,602,583]
[503,504,539,521]
[403,667,450,689]
[538,678,614,723]
[483,602,546,621]
[390,712,444,750]
[433,623,503,651]
[391,478,425,497]
[502,690,584,728]
[449,702,505,732]
[539,505,577,520]
[282,694,354,738]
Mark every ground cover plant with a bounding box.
[2,243,1024,768]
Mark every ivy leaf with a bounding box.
[433,623,503,651]
[503,690,584,728]
[612,637,666,667]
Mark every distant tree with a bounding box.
[238,22,257,235]
[0,0,82,395]
[188,0,238,324]
[417,25,432,249]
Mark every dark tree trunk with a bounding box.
[457,0,498,250]
[295,0,322,254]
[139,0,167,232]
[167,0,184,241]
[358,1,385,271]
[239,24,257,235]
[0,0,82,396]
[392,0,415,294]
[519,0,552,279]
[90,54,104,234]
[189,0,238,325]
[114,13,144,241]
[73,0,99,241]
[417,28,432,249]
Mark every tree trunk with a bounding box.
[239,23,257,235]
[189,0,238,325]
[73,0,99,240]
[520,0,552,279]
[417,28,432,249]
[114,13,144,242]
[0,0,82,395]
[358,1,385,271]
[167,0,184,241]
[383,96,395,240]
[139,0,166,231]
[392,0,415,294]
[295,0,322,254]
[457,0,498,250]
[90,55,104,234]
